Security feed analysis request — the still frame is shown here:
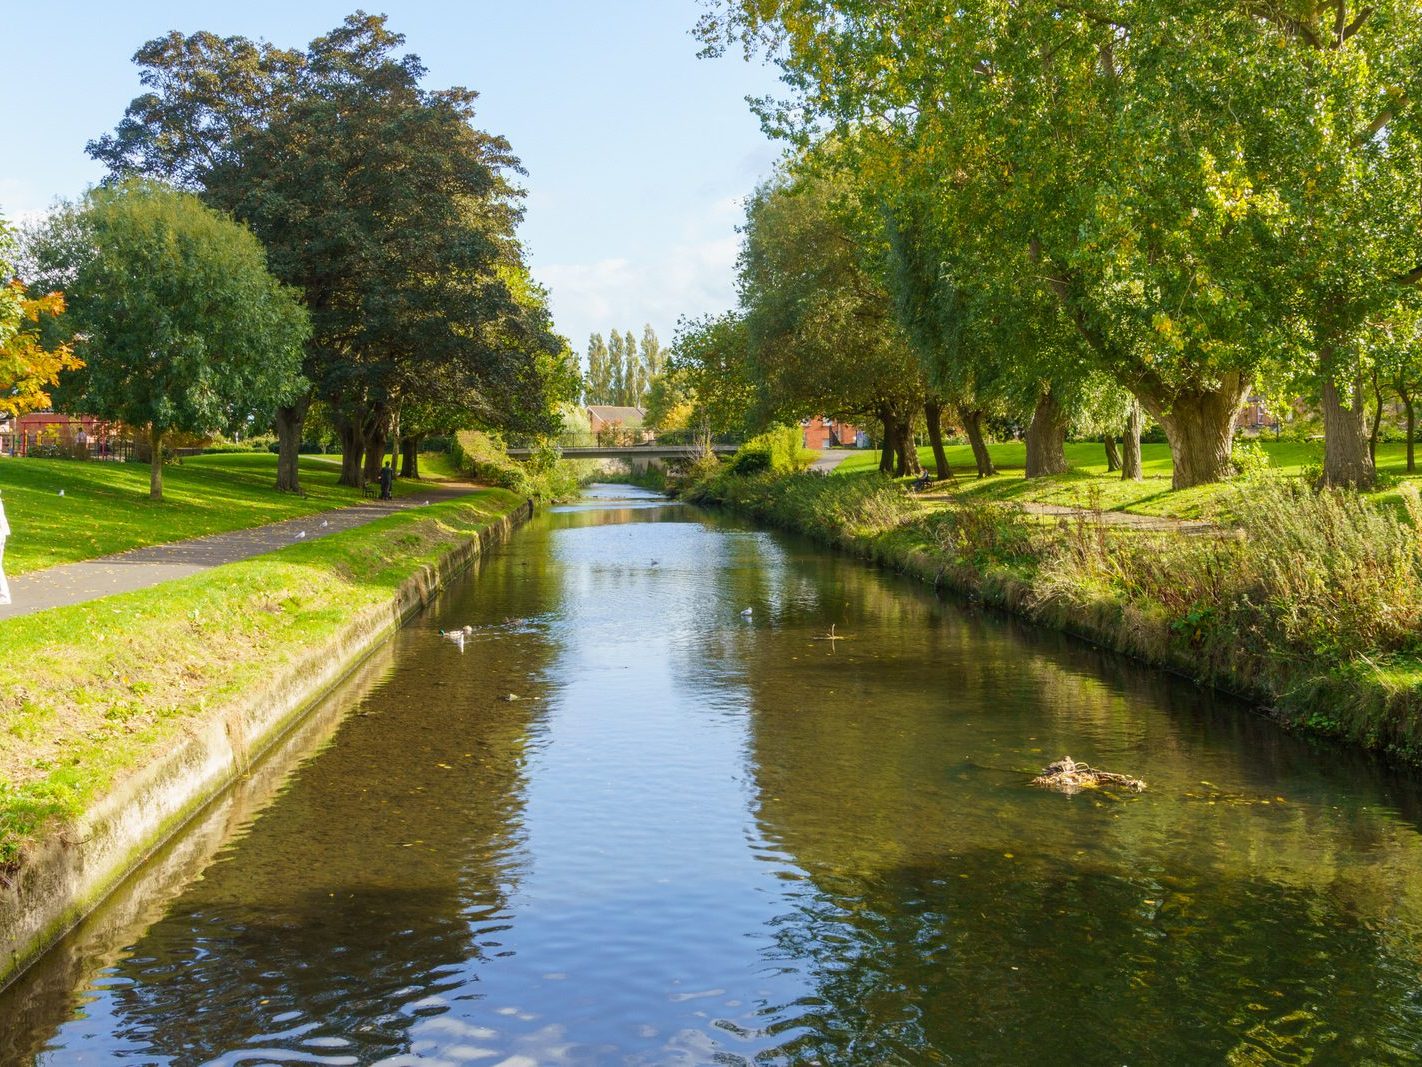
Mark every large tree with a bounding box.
[739,171,926,475]
[27,182,307,499]
[90,14,561,492]
[696,1,1323,488]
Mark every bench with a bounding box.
[362,483,377,499]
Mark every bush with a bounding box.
[725,424,815,477]
[451,429,582,503]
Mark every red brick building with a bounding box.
[1,413,115,457]
[802,416,860,449]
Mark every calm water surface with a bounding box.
[5,484,1422,1065]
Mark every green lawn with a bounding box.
[0,489,523,867]
[0,452,461,575]
[828,438,1422,519]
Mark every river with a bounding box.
[4,484,1422,1064]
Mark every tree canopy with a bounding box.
[26,182,308,498]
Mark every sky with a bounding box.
[0,1,786,360]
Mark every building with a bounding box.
[802,416,860,449]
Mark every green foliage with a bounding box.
[689,468,918,543]
[26,181,308,492]
[726,424,815,475]
[451,429,581,503]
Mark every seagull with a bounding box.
[57,489,65,497]
[741,607,754,618]
[295,530,307,540]
[320,519,329,528]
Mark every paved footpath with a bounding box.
[0,484,482,622]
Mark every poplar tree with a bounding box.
[608,329,627,406]
[586,332,610,404]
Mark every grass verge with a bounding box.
[694,468,1422,763]
[0,452,460,575]
[829,438,1422,520]
[0,488,524,869]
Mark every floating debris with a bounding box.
[499,693,521,702]
[812,624,846,642]
[1031,756,1145,794]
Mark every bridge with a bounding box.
[505,435,740,461]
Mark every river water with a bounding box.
[5,484,1422,1065]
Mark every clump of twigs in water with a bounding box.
[1031,756,1145,794]
[812,624,846,642]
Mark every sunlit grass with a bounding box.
[0,488,522,866]
[0,451,460,575]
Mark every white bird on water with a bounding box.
[741,607,754,618]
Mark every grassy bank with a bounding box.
[0,488,524,869]
[0,452,459,575]
[693,468,1422,762]
[829,438,1422,520]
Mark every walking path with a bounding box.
[0,484,482,622]
[811,449,855,473]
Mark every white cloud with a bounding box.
[534,196,748,357]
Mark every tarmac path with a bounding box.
[0,484,482,622]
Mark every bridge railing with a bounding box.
[506,431,743,451]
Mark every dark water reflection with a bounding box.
[5,484,1422,1064]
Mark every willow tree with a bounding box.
[698,1,1294,488]
[28,182,307,499]
[738,171,926,475]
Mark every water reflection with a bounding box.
[4,485,1422,1064]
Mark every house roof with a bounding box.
[586,405,645,423]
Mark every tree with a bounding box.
[738,171,925,475]
[607,329,627,406]
[0,217,81,418]
[90,14,559,492]
[697,1,1317,488]
[641,325,665,380]
[27,182,308,499]
[586,332,611,404]
[668,312,758,442]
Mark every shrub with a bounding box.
[451,430,582,503]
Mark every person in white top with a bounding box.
[0,491,10,606]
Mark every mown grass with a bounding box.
[0,488,523,868]
[0,452,459,575]
[827,438,1422,519]
[693,467,1422,762]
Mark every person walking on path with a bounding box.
[0,491,11,606]
[379,463,394,500]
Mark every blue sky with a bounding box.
[0,2,784,357]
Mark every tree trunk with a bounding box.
[149,425,165,500]
[387,406,402,478]
[401,436,421,479]
[958,406,997,477]
[1103,434,1122,472]
[894,410,922,477]
[363,427,386,484]
[1121,401,1143,481]
[1403,386,1415,473]
[1369,368,1384,468]
[273,395,309,494]
[1024,389,1069,478]
[338,423,364,488]
[878,406,895,474]
[1137,374,1248,489]
[1320,373,1376,488]
[924,400,953,480]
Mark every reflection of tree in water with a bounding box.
[726,535,1422,1062]
[71,531,564,1063]
[759,851,1422,1063]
